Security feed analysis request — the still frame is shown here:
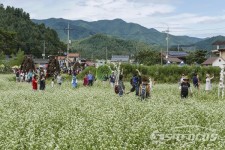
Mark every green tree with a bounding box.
[0,51,5,64]
[135,50,161,65]
[0,5,66,57]
[186,50,207,64]
[9,49,24,66]
[97,65,111,80]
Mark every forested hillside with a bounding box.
[72,34,161,59]
[194,35,225,51]
[0,4,66,58]
[32,18,202,46]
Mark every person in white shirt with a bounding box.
[205,74,214,92]
[57,74,62,85]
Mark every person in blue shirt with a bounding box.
[87,71,93,86]
[27,69,33,83]
[71,73,77,88]
[192,73,199,89]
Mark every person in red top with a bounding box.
[32,75,38,90]
[83,73,88,86]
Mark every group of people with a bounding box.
[15,67,217,100]
[15,69,33,83]
[179,73,214,99]
[16,69,96,91]
[108,69,153,100]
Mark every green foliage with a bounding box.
[71,34,160,59]
[186,50,207,64]
[76,66,97,80]
[135,49,161,65]
[0,51,5,64]
[9,49,24,66]
[96,65,111,80]
[0,5,66,57]
[195,35,225,51]
[119,64,220,83]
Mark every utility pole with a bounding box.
[178,44,180,52]
[161,49,163,65]
[66,22,71,68]
[165,27,169,59]
[106,47,108,63]
[42,40,46,59]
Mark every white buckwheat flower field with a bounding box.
[1,74,225,149]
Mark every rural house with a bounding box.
[202,41,225,67]
[57,53,80,67]
[161,51,189,64]
[33,59,48,69]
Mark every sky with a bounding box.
[1,0,225,38]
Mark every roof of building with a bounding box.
[67,53,80,57]
[202,57,219,65]
[33,59,48,64]
[162,51,188,58]
[85,61,95,66]
[168,51,189,57]
[164,57,182,63]
[111,55,129,62]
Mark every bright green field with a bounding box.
[1,74,225,149]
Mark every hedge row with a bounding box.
[78,64,221,83]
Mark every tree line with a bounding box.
[0,4,66,58]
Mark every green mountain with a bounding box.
[32,18,202,46]
[194,35,225,51]
[0,5,66,57]
[71,34,161,59]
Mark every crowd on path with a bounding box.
[15,68,217,100]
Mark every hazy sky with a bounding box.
[1,0,225,38]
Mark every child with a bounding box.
[51,78,55,88]
[83,73,88,86]
[180,76,191,98]
[72,74,77,88]
[139,76,150,100]
[32,75,38,91]
[118,75,125,97]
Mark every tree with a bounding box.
[9,49,24,66]
[186,50,207,64]
[135,50,161,65]
[0,51,5,64]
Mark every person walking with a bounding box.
[180,76,191,99]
